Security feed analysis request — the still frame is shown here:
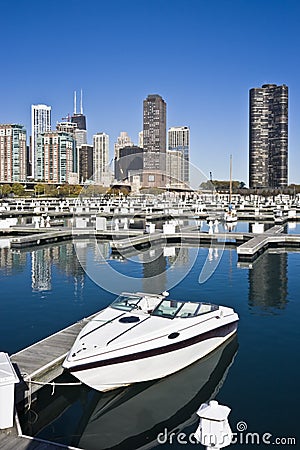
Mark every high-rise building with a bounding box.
[249,84,288,188]
[166,149,184,187]
[79,144,93,183]
[74,128,87,148]
[0,124,27,182]
[93,132,110,185]
[143,94,166,187]
[56,121,77,135]
[71,90,87,130]
[31,104,51,179]
[114,131,133,161]
[168,126,190,185]
[36,131,77,183]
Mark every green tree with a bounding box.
[43,185,58,197]
[12,183,25,197]
[69,185,83,196]
[35,183,46,196]
[57,184,70,197]
[1,184,12,197]
[140,187,164,195]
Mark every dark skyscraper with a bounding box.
[79,144,93,183]
[71,90,87,130]
[143,94,166,187]
[71,113,86,130]
[249,84,288,188]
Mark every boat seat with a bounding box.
[154,307,176,317]
[138,297,161,314]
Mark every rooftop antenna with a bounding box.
[73,91,77,114]
[80,89,83,114]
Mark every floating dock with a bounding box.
[11,313,98,405]
[1,313,98,450]
[237,225,300,261]
[3,223,300,262]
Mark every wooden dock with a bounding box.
[0,427,82,450]
[11,313,98,404]
[1,312,102,450]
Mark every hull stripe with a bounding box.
[69,321,238,373]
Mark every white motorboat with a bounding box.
[63,292,239,392]
[23,336,238,449]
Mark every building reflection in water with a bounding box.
[29,243,87,296]
[140,245,191,293]
[248,250,288,311]
[93,242,111,264]
[141,247,167,293]
[53,243,86,301]
[164,246,189,266]
[31,248,52,292]
[0,248,27,276]
[53,243,85,278]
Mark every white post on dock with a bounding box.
[195,400,232,449]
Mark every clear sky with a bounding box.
[0,0,299,185]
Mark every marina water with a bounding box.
[0,237,299,449]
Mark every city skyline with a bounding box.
[1,0,300,184]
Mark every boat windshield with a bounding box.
[151,299,219,319]
[110,294,142,312]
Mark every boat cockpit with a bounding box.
[152,299,219,319]
[110,293,219,319]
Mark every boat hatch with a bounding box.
[151,300,219,319]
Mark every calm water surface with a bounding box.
[0,239,299,449]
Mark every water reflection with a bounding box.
[248,251,288,311]
[20,336,238,450]
[54,244,85,278]
[0,243,86,293]
[141,247,167,293]
[31,249,52,291]
[0,247,27,276]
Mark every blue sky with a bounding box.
[0,0,299,184]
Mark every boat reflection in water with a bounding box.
[20,335,238,450]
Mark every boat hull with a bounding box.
[68,321,238,391]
